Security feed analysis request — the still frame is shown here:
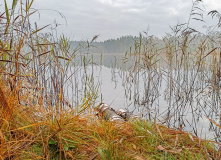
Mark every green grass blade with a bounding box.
[12,0,18,10]
[26,0,34,12]
[31,24,50,35]
[4,0,10,23]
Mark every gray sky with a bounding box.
[4,0,221,41]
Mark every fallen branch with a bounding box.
[95,103,137,122]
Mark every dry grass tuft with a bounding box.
[0,80,218,159]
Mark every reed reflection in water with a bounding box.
[64,53,221,142]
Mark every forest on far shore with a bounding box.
[70,35,161,53]
[69,32,220,54]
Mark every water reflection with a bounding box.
[65,53,221,142]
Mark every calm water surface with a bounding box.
[65,53,221,142]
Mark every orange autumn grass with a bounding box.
[0,77,220,160]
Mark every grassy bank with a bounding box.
[0,80,219,159]
[1,0,221,159]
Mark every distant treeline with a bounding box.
[69,35,162,53]
[69,32,220,54]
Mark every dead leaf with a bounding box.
[132,144,137,150]
[157,145,182,154]
[167,148,182,154]
[175,134,178,146]
[88,153,99,160]
[127,149,147,160]
[156,124,164,140]
[134,155,147,160]
[188,133,194,142]
[157,145,165,151]
[119,137,124,143]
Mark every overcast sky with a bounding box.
[3,0,221,41]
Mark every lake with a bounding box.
[64,52,221,142]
